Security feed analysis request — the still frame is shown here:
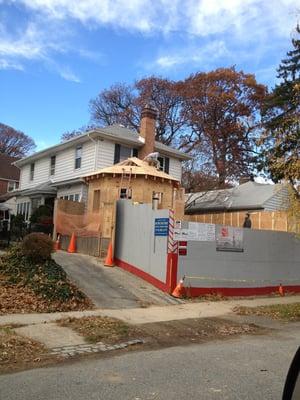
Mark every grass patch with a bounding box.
[234,303,300,321]
[58,316,132,344]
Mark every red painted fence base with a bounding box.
[114,258,300,298]
[186,285,300,297]
[115,258,168,292]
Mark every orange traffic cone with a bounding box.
[67,232,76,253]
[104,241,114,267]
[279,284,284,296]
[54,234,61,251]
[172,277,186,298]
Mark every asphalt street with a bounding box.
[1,322,299,400]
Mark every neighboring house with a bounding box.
[13,105,190,221]
[0,154,20,221]
[185,180,292,232]
[185,181,289,214]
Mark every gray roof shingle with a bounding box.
[185,181,289,213]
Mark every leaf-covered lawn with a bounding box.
[0,325,45,365]
[0,248,94,314]
[235,303,300,321]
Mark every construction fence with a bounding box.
[53,198,114,257]
[114,201,300,296]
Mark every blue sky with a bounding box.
[0,0,299,151]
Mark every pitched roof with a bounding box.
[84,157,179,182]
[15,125,191,166]
[185,181,289,213]
[0,153,20,181]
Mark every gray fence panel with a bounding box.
[178,227,300,288]
[115,201,168,283]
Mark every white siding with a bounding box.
[54,140,96,182]
[96,139,115,169]
[169,157,182,181]
[20,157,51,189]
[19,140,97,189]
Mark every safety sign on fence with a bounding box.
[154,218,169,236]
[174,222,215,242]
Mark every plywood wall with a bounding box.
[86,174,184,239]
[184,210,299,233]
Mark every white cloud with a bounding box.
[2,0,299,77]
[154,41,229,69]
[0,59,24,70]
[14,0,299,38]
[58,67,81,83]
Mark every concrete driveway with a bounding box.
[53,251,181,309]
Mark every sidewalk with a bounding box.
[1,295,299,326]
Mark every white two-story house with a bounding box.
[13,105,190,221]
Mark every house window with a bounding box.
[158,157,164,171]
[60,194,80,202]
[93,190,101,212]
[158,157,170,173]
[17,201,30,221]
[120,188,132,199]
[75,146,82,169]
[30,163,35,180]
[114,144,137,164]
[7,181,18,192]
[50,155,56,176]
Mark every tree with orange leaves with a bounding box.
[180,67,266,186]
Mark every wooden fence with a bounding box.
[184,210,299,233]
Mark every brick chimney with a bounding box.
[138,104,157,160]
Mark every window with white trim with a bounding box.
[60,194,81,202]
[50,155,56,176]
[30,163,35,180]
[7,181,18,192]
[75,146,82,169]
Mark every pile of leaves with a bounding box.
[235,303,300,321]
[0,325,46,366]
[0,245,93,314]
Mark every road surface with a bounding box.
[1,322,299,400]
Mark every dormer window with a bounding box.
[75,145,82,169]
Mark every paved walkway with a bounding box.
[14,323,86,348]
[53,251,181,308]
[1,295,299,326]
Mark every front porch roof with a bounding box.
[13,181,57,198]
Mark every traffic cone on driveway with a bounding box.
[172,276,186,298]
[104,241,114,267]
[67,232,76,253]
